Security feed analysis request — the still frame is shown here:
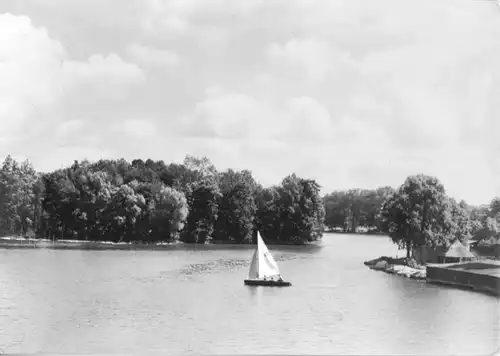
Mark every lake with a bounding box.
[0,233,498,355]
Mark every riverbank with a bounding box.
[364,256,427,280]
[0,236,322,251]
[365,256,500,296]
[426,261,500,296]
[0,237,180,250]
[326,229,385,236]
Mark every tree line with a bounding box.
[323,186,395,232]
[0,155,325,245]
[2,154,497,253]
[324,173,499,257]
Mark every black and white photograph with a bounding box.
[0,0,499,354]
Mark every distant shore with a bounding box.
[326,229,386,237]
[0,236,322,251]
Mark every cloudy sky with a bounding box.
[0,0,498,205]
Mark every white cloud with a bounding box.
[282,97,334,141]
[139,0,195,35]
[187,88,275,139]
[122,119,157,138]
[0,12,145,170]
[268,38,353,81]
[0,14,64,136]
[126,43,180,66]
[184,87,335,143]
[62,53,144,82]
[139,0,267,35]
[0,13,145,141]
[0,0,498,206]
[55,119,85,138]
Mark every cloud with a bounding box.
[0,0,498,206]
[139,0,267,35]
[55,119,85,138]
[0,14,64,136]
[126,43,180,67]
[182,87,335,143]
[0,13,145,169]
[62,53,144,83]
[268,38,354,81]
[122,119,157,138]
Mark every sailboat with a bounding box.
[244,231,292,287]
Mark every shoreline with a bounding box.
[365,256,500,297]
[326,230,386,237]
[426,261,500,297]
[364,256,427,280]
[0,236,323,251]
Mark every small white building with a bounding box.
[25,228,35,239]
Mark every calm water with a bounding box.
[0,233,498,355]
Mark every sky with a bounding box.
[0,0,498,205]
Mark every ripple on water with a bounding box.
[164,252,308,278]
[1,234,498,355]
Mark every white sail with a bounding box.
[256,232,281,278]
[248,249,259,279]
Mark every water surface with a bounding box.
[0,233,498,355]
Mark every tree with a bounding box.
[104,182,146,242]
[255,186,282,240]
[323,191,349,231]
[165,156,217,197]
[323,186,395,233]
[211,169,260,243]
[215,183,256,243]
[274,174,324,244]
[0,156,41,236]
[38,159,190,242]
[380,174,455,258]
[218,169,258,194]
[183,155,218,179]
[448,198,473,243]
[183,179,221,243]
[490,197,500,217]
[147,183,189,241]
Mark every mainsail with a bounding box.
[247,232,281,279]
[248,249,259,279]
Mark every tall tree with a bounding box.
[214,169,258,243]
[380,174,455,258]
[184,178,221,243]
[276,174,324,244]
[255,186,283,240]
[0,156,40,236]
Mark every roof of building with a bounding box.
[444,240,476,258]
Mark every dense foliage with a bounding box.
[323,173,499,256]
[323,186,395,232]
[379,174,499,257]
[0,156,43,237]
[0,155,325,245]
[2,154,497,250]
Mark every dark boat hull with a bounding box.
[244,279,292,287]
